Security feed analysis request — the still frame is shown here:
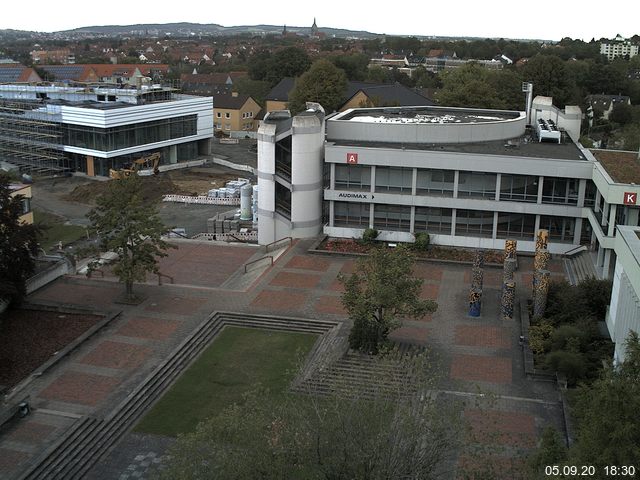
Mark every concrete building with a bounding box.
[257,99,640,281]
[8,183,33,224]
[607,225,640,363]
[600,37,639,61]
[0,82,213,176]
[213,92,261,134]
[257,104,325,245]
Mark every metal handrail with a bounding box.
[244,255,273,273]
[157,272,174,285]
[563,244,587,257]
[263,236,292,253]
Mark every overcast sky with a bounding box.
[1,0,637,41]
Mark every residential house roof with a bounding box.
[343,82,435,108]
[587,94,631,113]
[0,64,41,82]
[213,92,256,110]
[39,65,97,82]
[265,77,434,110]
[265,77,296,102]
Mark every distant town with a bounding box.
[1,19,640,480]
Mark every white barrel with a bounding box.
[240,184,252,220]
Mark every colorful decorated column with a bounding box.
[501,280,516,320]
[469,288,482,317]
[533,270,551,318]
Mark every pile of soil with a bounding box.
[0,309,102,389]
[63,170,241,206]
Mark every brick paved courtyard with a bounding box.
[0,240,567,480]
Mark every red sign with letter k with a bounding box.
[624,192,637,205]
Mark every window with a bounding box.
[249,111,254,117]
[375,166,413,194]
[225,124,231,131]
[334,201,370,227]
[225,112,230,119]
[373,204,411,231]
[458,171,496,199]
[334,165,371,191]
[275,182,291,219]
[275,136,292,181]
[584,180,597,208]
[216,112,221,118]
[542,177,578,205]
[496,213,536,240]
[20,197,31,215]
[499,174,538,202]
[540,215,575,243]
[416,169,454,196]
[455,209,494,237]
[414,207,452,234]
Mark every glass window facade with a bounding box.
[540,215,575,243]
[275,136,292,182]
[416,169,455,197]
[375,166,413,194]
[373,204,411,231]
[414,207,452,234]
[334,165,371,191]
[275,182,291,219]
[496,213,536,240]
[499,174,539,203]
[458,171,497,199]
[455,209,494,237]
[63,115,197,152]
[334,201,370,228]
[542,177,579,205]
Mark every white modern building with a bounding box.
[607,225,640,363]
[0,83,213,176]
[257,97,640,281]
[257,105,325,245]
[600,36,639,61]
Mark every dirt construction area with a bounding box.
[30,164,254,236]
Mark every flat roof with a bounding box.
[590,149,640,184]
[336,106,520,124]
[329,135,587,161]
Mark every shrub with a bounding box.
[529,320,555,355]
[577,277,612,321]
[413,232,430,251]
[549,324,589,353]
[545,350,588,386]
[361,228,379,245]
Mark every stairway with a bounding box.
[564,251,599,286]
[18,312,338,480]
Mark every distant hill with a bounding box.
[61,22,379,39]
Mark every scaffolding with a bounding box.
[0,99,68,174]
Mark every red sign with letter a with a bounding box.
[346,153,358,165]
[624,192,637,205]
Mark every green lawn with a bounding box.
[33,209,87,251]
[135,326,317,437]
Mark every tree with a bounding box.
[568,331,640,468]
[522,55,574,107]
[288,59,348,114]
[340,245,437,354]
[0,175,39,305]
[86,175,173,301]
[158,352,460,480]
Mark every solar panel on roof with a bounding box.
[0,69,22,82]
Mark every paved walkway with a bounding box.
[0,241,566,479]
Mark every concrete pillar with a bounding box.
[577,179,586,207]
[534,214,541,235]
[595,189,601,213]
[453,170,459,198]
[411,168,417,196]
[603,249,612,278]
[601,201,609,227]
[370,165,376,193]
[450,209,457,236]
[410,206,415,233]
[574,218,583,245]
[495,173,501,201]
[330,163,335,190]
[537,176,544,204]
[369,202,375,228]
[169,145,178,164]
[492,211,498,239]
[329,201,334,227]
[608,204,617,237]
[597,244,605,268]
